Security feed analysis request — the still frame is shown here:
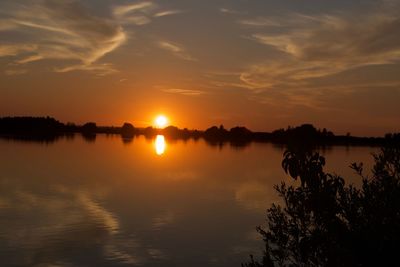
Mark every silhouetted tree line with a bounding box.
[0,117,68,143]
[0,116,64,134]
[243,135,400,266]
[0,117,398,146]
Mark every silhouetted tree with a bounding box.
[204,125,229,139]
[121,122,135,137]
[143,126,156,137]
[82,122,97,133]
[162,125,180,138]
[81,122,97,142]
[230,126,252,137]
[243,139,400,266]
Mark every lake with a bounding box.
[0,135,377,266]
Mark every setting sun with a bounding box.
[154,115,168,128]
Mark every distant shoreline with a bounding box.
[0,116,398,146]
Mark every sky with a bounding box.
[0,0,399,136]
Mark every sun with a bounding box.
[154,115,168,128]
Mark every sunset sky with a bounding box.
[0,0,399,136]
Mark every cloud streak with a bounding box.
[0,44,37,57]
[0,0,126,74]
[240,11,400,91]
[162,88,204,96]
[113,2,154,18]
[113,2,183,25]
[154,10,183,18]
[113,2,155,25]
[158,41,197,61]
[4,69,28,76]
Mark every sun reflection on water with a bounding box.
[154,135,166,155]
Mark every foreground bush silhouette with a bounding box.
[244,143,400,267]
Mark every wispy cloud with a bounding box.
[154,10,183,18]
[15,55,43,64]
[4,69,28,76]
[113,2,154,17]
[0,19,17,31]
[113,2,183,25]
[238,17,282,27]
[247,88,326,110]
[0,0,126,75]
[113,2,155,25]
[240,11,400,91]
[220,8,243,15]
[162,88,204,96]
[158,41,197,61]
[0,44,37,57]
[158,41,182,53]
[55,63,118,76]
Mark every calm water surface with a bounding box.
[0,135,377,266]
